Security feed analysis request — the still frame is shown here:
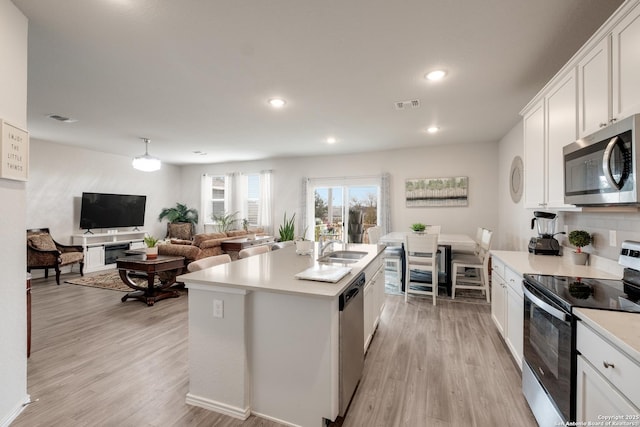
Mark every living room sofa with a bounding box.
[166,228,266,259]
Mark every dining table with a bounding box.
[379,232,477,296]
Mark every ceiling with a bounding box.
[12,0,624,166]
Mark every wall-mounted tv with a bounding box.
[80,192,147,230]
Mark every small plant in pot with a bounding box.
[410,223,426,233]
[144,235,159,259]
[568,230,592,265]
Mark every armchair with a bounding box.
[27,228,84,285]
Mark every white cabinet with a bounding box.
[577,2,640,138]
[491,267,506,336]
[612,4,640,122]
[523,71,578,210]
[523,100,546,209]
[72,231,146,272]
[490,256,523,369]
[578,37,611,137]
[546,70,578,208]
[364,254,385,353]
[576,322,640,422]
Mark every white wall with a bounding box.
[27,139,182,242]
[0,1,29,425]
[497,121,535,251]
[180,141,500,240]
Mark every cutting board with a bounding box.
[294,265,352,283]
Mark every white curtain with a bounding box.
[380,173,391,235]
[200,174,212,231]
[301,177,309,239]
[258,170,273,233]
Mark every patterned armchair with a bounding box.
[27,228,84,285]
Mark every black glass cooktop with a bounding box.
[524,274,640,313]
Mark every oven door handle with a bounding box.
[523,286,569,322]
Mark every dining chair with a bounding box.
[424,225,441,234]
[404,233,439,305]
[368,226,402,287]
[451,228,493,302]
[452,226,484,257]
[238,245,270,259]
[187,254,232,272]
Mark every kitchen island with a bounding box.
[177,242,384,427]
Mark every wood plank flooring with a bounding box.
[13,274,536,427]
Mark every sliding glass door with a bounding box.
[311,183,379,243]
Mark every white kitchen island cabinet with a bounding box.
[179,243,384,427]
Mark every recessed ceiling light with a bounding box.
[326,137,337,144]
[426,126,439,134]
[425,70,447,81]
[268,98,286,108]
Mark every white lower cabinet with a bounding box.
[576,322,640,422]
[364,257,385,353]
[491,256,523,369]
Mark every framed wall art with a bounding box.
[406,176,468,207]
[1,119,29,181]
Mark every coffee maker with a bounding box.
[528,211,563,255]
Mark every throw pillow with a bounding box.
[29,234,57,251]
[168,222,193,241]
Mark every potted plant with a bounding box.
[279,212,296,242]
[212,211,239,233]
[242,218,256,240]
[144,235,159,259]
[568,230,592,265]
[410,223,426,233]
[158,203,199,239]
[294,226,313,255]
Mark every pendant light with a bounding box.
[132,138,161,172]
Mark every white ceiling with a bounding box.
[12,0,624,166]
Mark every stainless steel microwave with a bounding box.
[564,114,640,206]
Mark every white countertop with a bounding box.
[178,242,384,298]
[574,308,640,363]
[490,250,621,279]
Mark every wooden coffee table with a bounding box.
[116,254,186,306]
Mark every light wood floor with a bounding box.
[13,274,536,427]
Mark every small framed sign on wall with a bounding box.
[1,119,29,181]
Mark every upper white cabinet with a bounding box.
[523,100,545,208]
[578,37,611,137]
[612,5,640,121]
[577,1,640,138]
[523,70,577,209]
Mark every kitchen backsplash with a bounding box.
[562,210,640,261]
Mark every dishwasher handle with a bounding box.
[339,272,365,311]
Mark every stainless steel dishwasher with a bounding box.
[339,272,365,417]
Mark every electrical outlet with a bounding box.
[213,299,224,318]
[609,230,617,247]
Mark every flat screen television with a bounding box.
[79,192,147,230]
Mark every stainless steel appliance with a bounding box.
[339,272,365,417]
[528,211,563,255]
[522,240,640,424]
[564,114,640,206]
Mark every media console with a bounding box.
[72,231,147,273]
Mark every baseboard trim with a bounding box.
[185,393,250,420]
[0,394,31,427]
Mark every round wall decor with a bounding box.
[509,155,524,203]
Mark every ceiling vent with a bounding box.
[394,99,421,110]
[47,114,77,123]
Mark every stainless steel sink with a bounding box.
[317,250,368,264]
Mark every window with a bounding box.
[246,173,260,226]
[211,176,226,219]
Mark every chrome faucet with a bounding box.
[320,240,342,256]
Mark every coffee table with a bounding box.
[116,254,186,306]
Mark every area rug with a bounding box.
[64,271,159,292]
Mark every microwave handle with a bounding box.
[523,285,569,322]
[603,136,622,190]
